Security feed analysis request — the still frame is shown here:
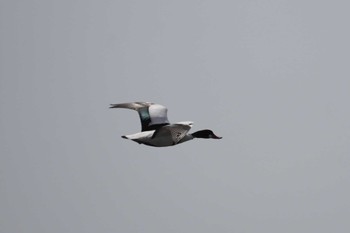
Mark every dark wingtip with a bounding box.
[121,135,128,139]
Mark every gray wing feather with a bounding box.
[109,102,153,110]
[153,124,192,144]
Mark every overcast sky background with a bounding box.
[1,0,350,232]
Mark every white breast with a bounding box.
[148,104,170,125]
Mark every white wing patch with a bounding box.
[148,104,170,125]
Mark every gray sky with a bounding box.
[1,0,350,232]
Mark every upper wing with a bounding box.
[110,102,170,131]
[110,102,152,111]
[152,122,193,144]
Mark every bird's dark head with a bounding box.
[191,129,222,139]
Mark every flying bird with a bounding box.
[110,102,222,147]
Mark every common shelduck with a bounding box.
[110,102,222,147]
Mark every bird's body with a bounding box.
[110,102,221,147]
[121,121,195,147]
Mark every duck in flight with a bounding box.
[110,102,222,147]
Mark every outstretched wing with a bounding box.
[152,122,193,145]
[110,102,170,131]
